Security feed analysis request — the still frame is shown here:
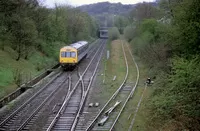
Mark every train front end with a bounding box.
[59,46,78,70]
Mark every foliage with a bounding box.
[113,16,129,34]
[127,0,200,130]
[0,0,98,98]
[131,19,170,76]
[0,0,98,61]
[150,57,200,130]
[172,0,200,55]
[79,2,134,16]
[12,68,23,87]
[124,25,135,42]
[129,2,162,22]
[108,27,120,40]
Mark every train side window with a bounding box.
[71,52,76,57]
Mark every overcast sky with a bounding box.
[43,0,155,7]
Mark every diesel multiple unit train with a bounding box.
[59,41,89,70]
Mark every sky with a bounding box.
[43,0,155,7]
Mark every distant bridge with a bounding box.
[99,27,109,39]
[99,27,129,38]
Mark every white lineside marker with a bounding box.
[113,76,116,81]
[107,50,109,59]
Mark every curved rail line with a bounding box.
[19,40,104,131]
[109,41,140,131]
[85,40,129,131]
[18,40,99,130]
[86,40,140,131]
[21,39,103,131]
[46,40,106,131]
[71,41,106,131]
[0,39,104,131]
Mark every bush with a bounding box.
[149,57,200,130]
[123,25,135,42]
[108,27,120,40]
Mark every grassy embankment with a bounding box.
[123,42,154,131]
[0,39,97,99]
[0,46,56,99]
[96,39,154,131]
[95,40,126,104]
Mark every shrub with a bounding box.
[108,27,120,40]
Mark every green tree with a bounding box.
[114,16,129,34]
[11,16,38,61]
[108,27,120,40]
[129,2,162,22]
[123,25,135,42]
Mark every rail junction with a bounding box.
[0,39,144,131]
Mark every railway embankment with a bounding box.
[0,47,59,107]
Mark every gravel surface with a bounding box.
[76,40,108,130]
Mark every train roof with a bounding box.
[70,41,88,49]
[61,41,88,50]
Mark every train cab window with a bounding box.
[61,52,65,57]
[71,52,76,57]
[66,52,70,57]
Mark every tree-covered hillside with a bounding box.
[78,2,135,16]
[0,0,98,98]
[108,0,200,130]
[78,2,158,27]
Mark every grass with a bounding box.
[112,41,144,131]
[89,39,154,130]
[102,40,126,98]
[0,46,56,99]
[122,42,154,131]
[106,40,154,131]
[131,87,154,131]
[90,39,126,106]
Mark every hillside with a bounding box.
[78,2,158,27]
[0,46,56,99]
[78,2,158,16]
[78,2,136,16]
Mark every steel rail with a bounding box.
[109,41,140,131]
[71,40,106,131]
[87,39,101,57]
[128,83,147,131]
[70,67,86,131]
[0,72,62,127]
[17,75,69,131]
[46,40,105,131]
[0,39,101,130]
[85,40,129,131]
[126,43,140,98]
[67,73,72,96]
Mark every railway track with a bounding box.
[0,72,70,131]
[44,40,106,131]
[18,39,104,131]
[85,40,140,131]
[0,39,104,131]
